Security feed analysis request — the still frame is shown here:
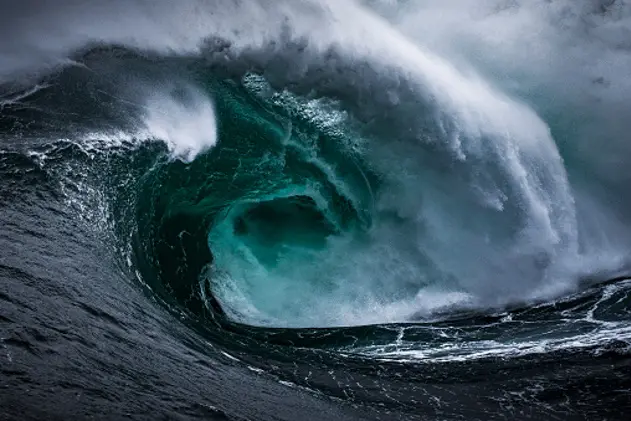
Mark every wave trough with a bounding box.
[2,1,631,420]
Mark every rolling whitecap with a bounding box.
[1,1,631,420]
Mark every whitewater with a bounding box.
[1,1,630,420]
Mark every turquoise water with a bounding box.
[2,2,631,418]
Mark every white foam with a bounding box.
[6,0,630,328]
[360,324,631,363]
[141,86,218,162]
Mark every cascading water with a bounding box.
[1,1,631,420]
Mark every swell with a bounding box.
[1,38,631,419]
[1,41,628,326]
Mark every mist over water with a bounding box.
[1,1,631,420]
[2,0,630,324]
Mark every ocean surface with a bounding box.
[1,1,631,420]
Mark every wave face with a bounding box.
[1,1,631,420]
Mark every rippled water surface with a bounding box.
[1,1,631,420]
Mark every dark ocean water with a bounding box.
[2,1,631,420]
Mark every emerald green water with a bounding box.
[129,69,585,328]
